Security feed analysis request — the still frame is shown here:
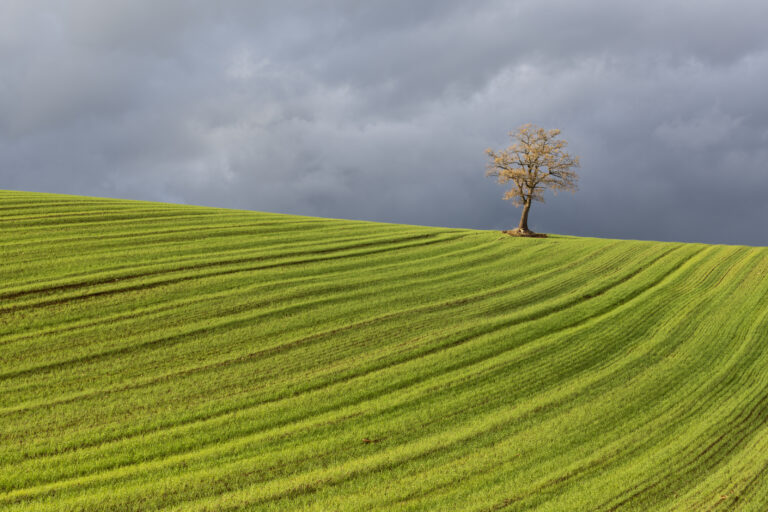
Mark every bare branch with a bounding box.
[485,124,580,231]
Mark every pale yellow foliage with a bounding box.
[486,124,580,207]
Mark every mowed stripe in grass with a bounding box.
[1,189,767,511]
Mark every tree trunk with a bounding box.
[518,199,532,232]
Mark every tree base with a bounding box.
[502,228,548,238]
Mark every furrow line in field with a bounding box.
[0,210,324,235]
[439,254,763,510]
[0,255,664,484]
[0,239,612,411]
[6,247,680,468]
[0,234,494,347]
[0,233,461,318]
[0,240,704,492]
[590,251,768,510]
[0,225,411,278]
[1,219,437,262]
[3,371,653,512]
[167,328,729,512]
[0,231,447,302]
[574,255,764,509]
[0,217,335,249]
[328,248,764,508]
[0,284,736,508]
[0,209,224,227]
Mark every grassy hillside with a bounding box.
[1,189,767,511]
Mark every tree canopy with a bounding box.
[486,124,579,235]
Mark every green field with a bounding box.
[1,189,767,511]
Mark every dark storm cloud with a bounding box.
[1,0,767,245]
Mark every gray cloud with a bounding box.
[1,0,767,245]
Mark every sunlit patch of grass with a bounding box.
[1,190,767,511]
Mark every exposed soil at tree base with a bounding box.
[502,228,548,238]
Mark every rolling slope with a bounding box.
[1,189,767,511]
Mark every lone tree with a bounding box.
[486,124,580,236]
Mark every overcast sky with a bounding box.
[2,1,767,245]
